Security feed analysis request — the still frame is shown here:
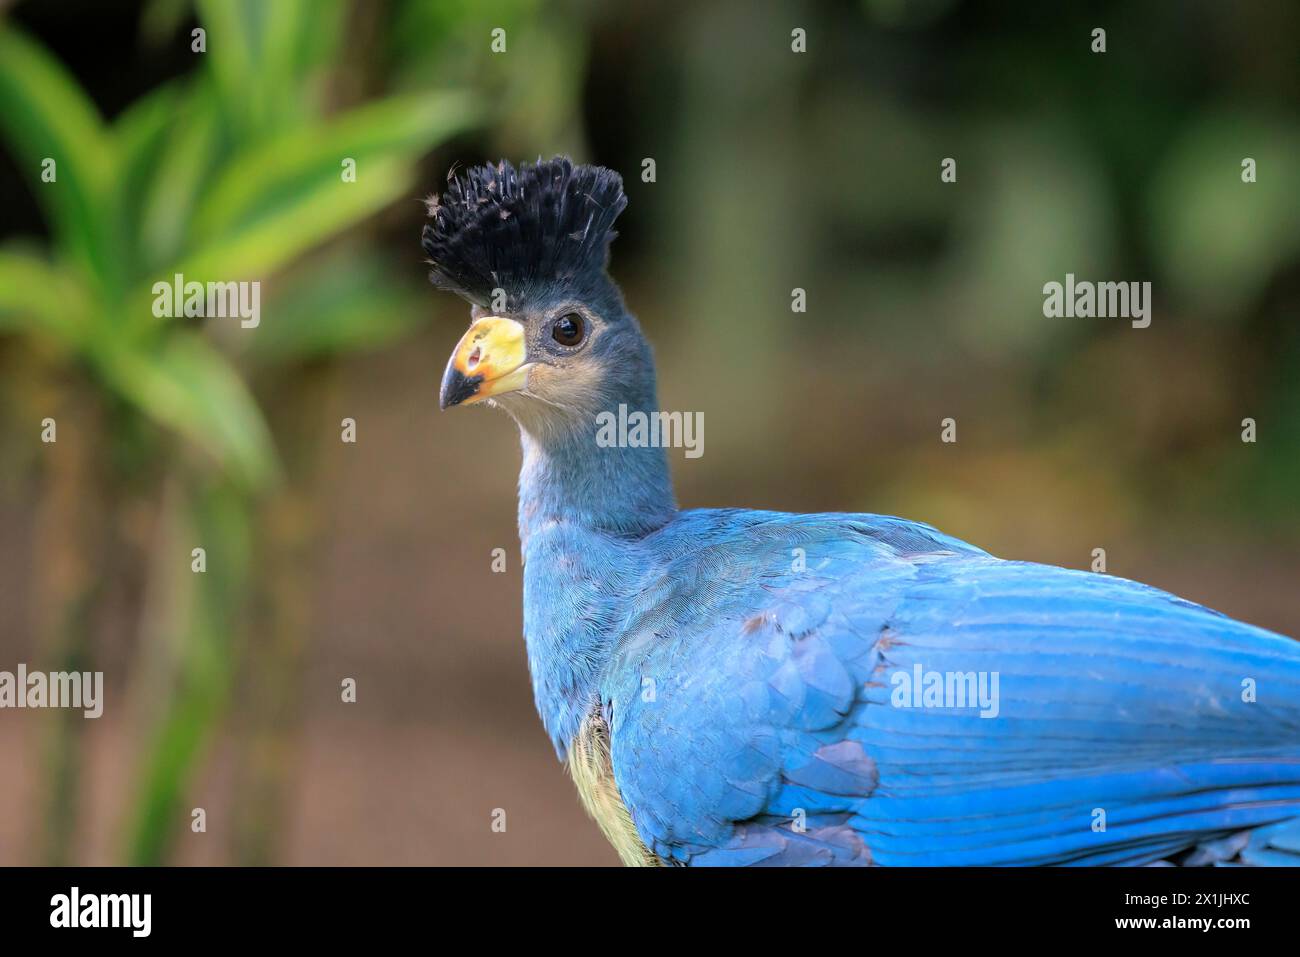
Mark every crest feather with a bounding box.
[420,157,627,307]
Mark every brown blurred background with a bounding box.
[0,0,1297,865]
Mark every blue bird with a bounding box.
[424,157,1300,866]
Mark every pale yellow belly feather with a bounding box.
[568,710,663,867]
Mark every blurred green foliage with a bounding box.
[0,0,480,863]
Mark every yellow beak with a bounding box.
[439,316,530,409]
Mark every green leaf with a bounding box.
[0,29,126,297]
[113,91,479,327]
[191,90,480,241]
[111,80,187,281]
[123,475,251,865]
[98,334,280,490]
[0,246,93,347]
[193,0,263,139]
[132,79,224,271]
[130,155,414,328]
[195,0,346,141]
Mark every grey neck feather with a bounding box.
[510,347,676,757]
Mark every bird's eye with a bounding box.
[551,313,586,347]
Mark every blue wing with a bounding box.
[603,510,1300,865]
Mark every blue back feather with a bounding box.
[520,508,1300,865]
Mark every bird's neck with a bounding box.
[514,392,676,757]
[517,426,676,543]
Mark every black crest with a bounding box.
[420,157,627,307]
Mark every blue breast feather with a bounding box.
[597,509,1300,865]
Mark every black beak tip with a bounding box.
[439,368,483,410]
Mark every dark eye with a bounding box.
[551,313,586,347]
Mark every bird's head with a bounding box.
[422,157,654,441]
